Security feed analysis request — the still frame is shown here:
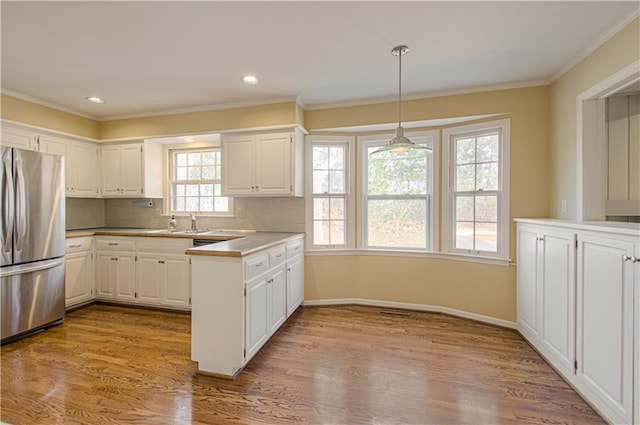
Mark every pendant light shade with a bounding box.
[370,45,431,155]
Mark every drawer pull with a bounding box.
[255,262,263,268]
[68,244,82,249]
[108,243,119,246]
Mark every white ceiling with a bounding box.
[1,1,638,120]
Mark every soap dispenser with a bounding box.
[168,215,177,231]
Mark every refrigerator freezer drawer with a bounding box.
[1,258,65,343]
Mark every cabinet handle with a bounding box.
[158,260,165,264]
[623,255,638,263]
[255,262,263,268]
[108,243,119,246]
[68,244,82,248]
[536,237,544,242]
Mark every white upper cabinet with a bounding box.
[0,125,38,151]
[100,141,162,198]
[222,128,304,197]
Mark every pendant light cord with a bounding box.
[398,49,402,129]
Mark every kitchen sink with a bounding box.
[144,229,210,235]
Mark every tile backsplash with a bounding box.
[98,197,305,232]
[66,198,106,230]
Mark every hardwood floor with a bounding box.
[1,304,604,425]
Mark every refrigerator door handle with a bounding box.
[2,154,14,254]
[0,258,64,278]
[14,156,26,252]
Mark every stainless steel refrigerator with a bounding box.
[1,146,66,343]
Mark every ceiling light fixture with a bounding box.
[241,75,259,85]
[370,45,431,155]
[86,96,104,104]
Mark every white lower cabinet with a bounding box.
[516,219,639,425]
[137,253,190,308]
[96,251,136,301]
[286,239,304,317]
[576,233,634,424]
[191,236,304,378]
[65,237,94,308]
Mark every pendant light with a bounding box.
[370,45,431,155]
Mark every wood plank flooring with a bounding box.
[1,304,604,425]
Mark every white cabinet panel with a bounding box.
[69,142,99,197]
[1,126,37,150]
[137,255,163,304]
[65,251,93,308]
[286,255,304,317]
[223,136,254,195]
[164,256,190,307]
[516,225,540,339]
[268,265,286,334]
[245,274,269,361]
[255,133,291,194]
[101,144,142,197]
[576,234,634,425]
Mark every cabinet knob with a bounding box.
[158,260,165,264]
[623,255,638,263]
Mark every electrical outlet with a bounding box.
[561,199,567,213]
[236,207,246,218]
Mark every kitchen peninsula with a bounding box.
[187,232,305,378]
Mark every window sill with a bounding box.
[305,248,512,266]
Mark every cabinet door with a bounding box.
[120,145,143,196]
[222,136,254,195]
[137,255,163,304]
[101,146,121,195]
[245,275,269,361]
[576,234,634,425]
[255,133,291,194]
[540,229,576,373]
[40,135,68,157]
[516,225,540,340]
[96,253,115,298]
[65,251,93,307]
[70,142,99,196]
[115,254,136,300]
[286,255,304,317]
[164,256,190,307]
[268,265,286,335]
[1,126,37,151]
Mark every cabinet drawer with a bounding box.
[269,246,286,267]
[286,239,304,259]
[137,237,191,254]
[95,238,136,251]
[245,253,269,281]
[65,237,93,253]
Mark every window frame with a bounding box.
[305,136,356,250]
[442,119,510,259]
[165,146,234,217]
[357,130,439,252]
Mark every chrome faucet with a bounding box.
[190,214,197,231]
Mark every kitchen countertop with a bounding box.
[66,228,304,258]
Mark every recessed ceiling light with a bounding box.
[86,96,105,104]
[241,75,259,85]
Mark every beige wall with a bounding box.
[1,94,99,139]
[550,17,640,219]
[99,101,300,140]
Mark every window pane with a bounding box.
[188,167,201,180]
[214,184,221,197]
[313,147,329,169]
[175,184,185,196]
[455,196,474,221]
[476,162,498,190]
[176,167,187,180]
[368,151,428,196]
[455,164,475,191]
[476,134,499,162]
[215,165,221,180]
[186,184,199,196]
[329,147,344,170]
[313,170,329,194]
[186,197,198,211]
[313,220,330,245]
[476,222,497,252]
[456,137,475,164]
[202,151,215,165]
[330,198,345,220]
[314,198,330,220]
[368,199,426,248]
[455,222,474,250]
[200,197,214,212]
[188,152,201,166]
[202,166,215,179]
[330,221,345,245]
[201,184,213,196]
[176,197,185,211]
[176,153,187,166]
[329,170,345,194]
[475,195,497,222]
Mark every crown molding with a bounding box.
[1,88,99,120]
[551,5,640,82]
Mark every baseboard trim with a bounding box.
[303,298,517,329]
